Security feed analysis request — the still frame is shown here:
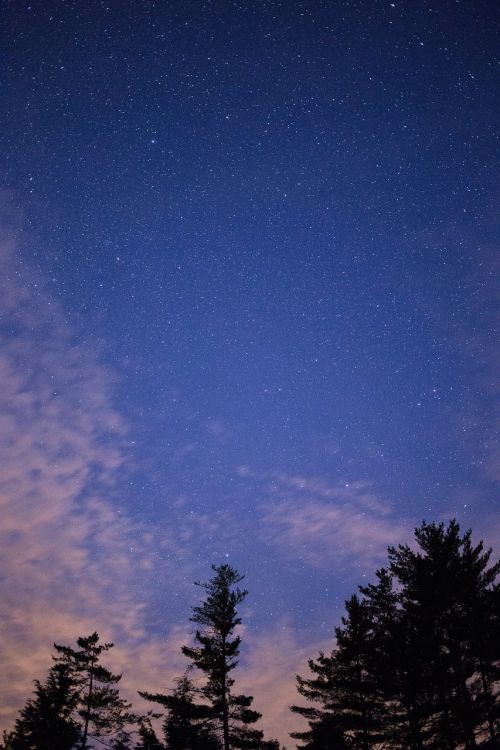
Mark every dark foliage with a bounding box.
[53,632,134,749]
[181,564,266,750]
[1,664,80,750]
[2,633,134,750]
[140,674,220,749]
[292,520,500,750]
[3,522,498,750]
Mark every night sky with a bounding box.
[1,0,499,744]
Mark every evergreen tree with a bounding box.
[291,650,348,750]
[140,674,220,749]
[388,520,500,749]
[333,595,384,749]
[134,714,164,750]
[292,596,382,750]
[53,632,133,749]
[291,712,348,750]
[359,568,431,750]
[181,564,264,750]
[110,729,134,749]
[292,519,500,750]
[458,539,500,744]
[3,664,80,750]
[258,742,282,750]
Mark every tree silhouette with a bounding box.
[388,520,500,749]
[140,674,220,749]
[291,597,382,750]
[359,567,431,750]
[134,713,164,750]
[291,645,347,750]
[53,632,133,749]
[182,564,264,750]
[293,520,500,750]
[1,663,80,750]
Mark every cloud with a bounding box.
[239,624,331,747]
[260,474,411,571]
[0,223,184,733]
[0,220,326,745]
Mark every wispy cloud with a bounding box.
[239,624,331,747]
[0,221,325,745]
[260,473,411,571]
[0,223,183,731]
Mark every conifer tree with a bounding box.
[134,714,164,750]
[388,520,500,749]
[3,664,80,750]
[181,564,264,750]
[140,674,220,749]
[334,595,384,749]
[292,519,500,750]
[53,632,133,750]
[292,596,382,750]
[291,649,348,750]
[359,567,431,750]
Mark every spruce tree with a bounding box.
[181,564,264,750]
[292,596,382,750]
[134,713,164,750]
[334,595,384,750]
[359,568,430,750]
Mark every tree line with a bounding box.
[1,520,499,750]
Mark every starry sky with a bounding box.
[0,0,499,744]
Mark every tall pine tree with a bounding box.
[181,564,264,750]
[292,519,500,750]
[292,596,382,750]
[291,649,349,750]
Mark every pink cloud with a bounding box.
[260,473,411,571]
[239,625,331,747]
[0,228,185,734]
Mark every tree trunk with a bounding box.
[81,666,94,750]
[451,651,476,749]
[479,660,497,743]
[221,636,230,750]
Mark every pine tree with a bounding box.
[359,568,430,750]
[388,520,500,749]
[291,650,348,750]
[110,729,134,749]
[292,596,382,750]
[292,520,500,750]
[134,714,164,750]
[334,594,384,750]
[458,536,500,744]
[3,664,80,750]
[181,564,264,750]
[291,712,349,750]
[140,674,220,749]
[53,632,133,749]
